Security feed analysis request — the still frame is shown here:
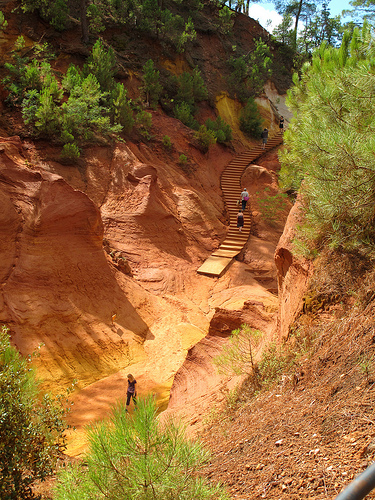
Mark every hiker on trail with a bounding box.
[279,116,284,133]
[261,128,268,149]
[237,210,244,232]
[241,187,249,210]
[126,373,137,411]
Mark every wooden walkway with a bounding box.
[197,132,284,277]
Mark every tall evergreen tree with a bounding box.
[279,24,375,253]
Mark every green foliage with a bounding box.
[205,116,232,143]
[175,68,208,112]
[248,39,274,95]
[217,6,234,35]
[174,101,199,129]
[60,143,80,162]
[135,110,152,138]
[176,17,197,53]
[213,325,262,383]
[54,396,230,500]
[280,24,375,253]
[142,59,162,109]
[359,354,373,383]
[0,325,68,499]
[61,73,109,140]
[258,342,290,388]
[257,188,289,225]
[5,38,126,143]
[228,39,273,99]
[34,86,62,135]
[86,2,106,34]
[20,0,68,30]
[179,153,188,165]
[111,82,134,133]
[194,125,217,152]
[162,135,172,148]
[83,39,116,93]
[62,65,82,92]
[0,10,8,30]
[213,324,300,393]
[239,97,263,138]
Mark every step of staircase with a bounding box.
[197,132,283,277]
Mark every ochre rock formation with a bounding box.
[0,136,151,389]
[275,197,312,339]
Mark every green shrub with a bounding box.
[174,101,199,129]
[60,143,80,162]
[257,189,289,225]
[62,64,82,92]
[111,82,134,133]
[20,0,69,30]
[142,59,162,109]
[61,73,120,141]
[213,325,263,389]
[34,86,62,135]
[217,6,234,34]
[239,97,263,138]
[135,110,152,138]
[228,39,273,99]
[176,17,196,52]
[175,68,208,111]
[279,25,375,252]
[179,153,188,165]
[54,396,230,500]
[194,124,217,152]
[83,39,116,93]
[0,325,68,499]
[0,10,8,30]
[205,116,232,143]
[162,135,172,148]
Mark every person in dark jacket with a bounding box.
[261,128,268,149]
[126,373,137,411]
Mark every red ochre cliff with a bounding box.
[0,106,294,454]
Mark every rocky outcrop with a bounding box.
[164,294,277,428]
[0,137,151,389]
[274,197,312,339]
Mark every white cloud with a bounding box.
[247,5,283,33]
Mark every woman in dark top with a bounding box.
[237,210,244,232]
[279,116,284,132]
[126,373,137,411]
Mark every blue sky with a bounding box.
[249,0,353,32]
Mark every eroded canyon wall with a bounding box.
[0,136,156,389]
[275,197,312,339]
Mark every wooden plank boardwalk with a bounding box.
[197,132,284,277]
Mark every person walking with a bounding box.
[241,187,249,210]
[237,210,244,232]
[126,373,137,412]
[279,116,284,133]
[261,128,268,149]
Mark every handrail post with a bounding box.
[335,463,375,500]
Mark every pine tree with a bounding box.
[54,396,230,500]
[280,24,375,253]
[0,326,67,499]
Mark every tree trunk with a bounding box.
[293,0,303,48]
[80,0,89,44]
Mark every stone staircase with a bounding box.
[197,132,284,277]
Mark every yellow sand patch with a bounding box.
[160,55,190,76]
[215,92,256,149]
